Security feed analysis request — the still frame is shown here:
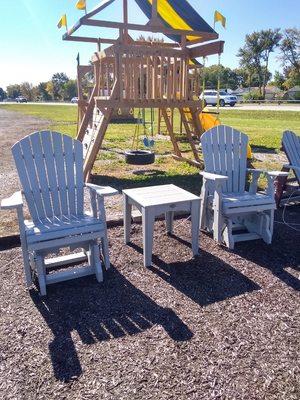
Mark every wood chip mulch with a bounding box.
[0,207,299,400]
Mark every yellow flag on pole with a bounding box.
[57,14,67,29]
[76,0,86,11]
[214,11,226,28]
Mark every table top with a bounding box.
[123,184,199,207]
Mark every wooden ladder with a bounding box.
[82,107,113,181]
[161,107,202,168]
[179,107,202,164]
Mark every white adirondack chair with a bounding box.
[276,130,300,206]
[199,125,286,249]
[1,131,117,295]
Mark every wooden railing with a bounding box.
[93,45,195,104]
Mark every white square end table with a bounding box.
[122,184,200,267]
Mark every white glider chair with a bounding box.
[199,125,287,249]
[275,130,300,206]
[1,131,117,295]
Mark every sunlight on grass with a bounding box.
[1,103,299,190]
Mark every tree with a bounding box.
[270,71,285,90]
[61,80,77,100]
[279,28,300,73]
[237,29,281,97]
[37,82,52,101]
[51,72,69,100]
[46,81,54,100]
[6,84,21,99]
[199,64,240,90]
[0,87,7,100]
[20,82,35,101]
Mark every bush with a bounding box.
[243,90,264,101]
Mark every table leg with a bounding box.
[191,200,200,256]
[123,194,132,244]
[142,207,155,267]
[165,211,174,234]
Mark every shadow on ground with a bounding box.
[30,266,193,382]
[30,241,260,383]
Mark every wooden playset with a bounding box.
[62,0,224,180]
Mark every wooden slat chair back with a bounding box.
[2,130,117,295]
[200,125,279,249]
[201,125,248,194]
[12,131,84,223]
[282,130,300,184]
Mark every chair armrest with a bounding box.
[1,191,23,210]
[85,183,119,197]
[265,170,289,177]
[265,171,289,197]
[200,172,228,182]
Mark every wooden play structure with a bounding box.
[63,0,224,180]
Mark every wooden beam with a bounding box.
[189,41,225,59]
[82,19,219,41]
[63,35,117,45]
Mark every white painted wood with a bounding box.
[0,191,23,210]
[123,184,199,207]
[200,125,277,249]
[282,130,300,184]
[190,200,200,256]
[36,254,46,296]
[123,184,201,267]
[30,134,53,218]
[142,207,155,267]
[63,134,77,215]
[123,194,132,243]
[7,130,113,295]
[46,265,95,285]
[165,211,174,234]
[44,252,87,267]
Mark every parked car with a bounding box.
[3,98,14,102]
[71,97,78,103]
[16,96,27,103]
[199,90,237,107]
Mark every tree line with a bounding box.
[0,73,77,102]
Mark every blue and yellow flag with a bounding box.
[214,11,226,28]
[76,0,87,11]
[57,14,67,29]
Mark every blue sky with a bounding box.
[0,0,299,89]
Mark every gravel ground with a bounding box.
[0,206,299,400]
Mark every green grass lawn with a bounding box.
[1,103,299,191]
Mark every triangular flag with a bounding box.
[76,0,86,10]
[57,14,67,29]
[214,11,226,29]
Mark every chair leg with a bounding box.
[165,211,174,234]
[36,254,46,296]
[261,212,272,244]
[92,242,103,282]
[223,219,234,249]
[101,235,110,270]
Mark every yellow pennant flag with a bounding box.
[57,14,67,29]
[76,0,86,10]
[214,11,226,28]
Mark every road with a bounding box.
[2,102,300,111]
